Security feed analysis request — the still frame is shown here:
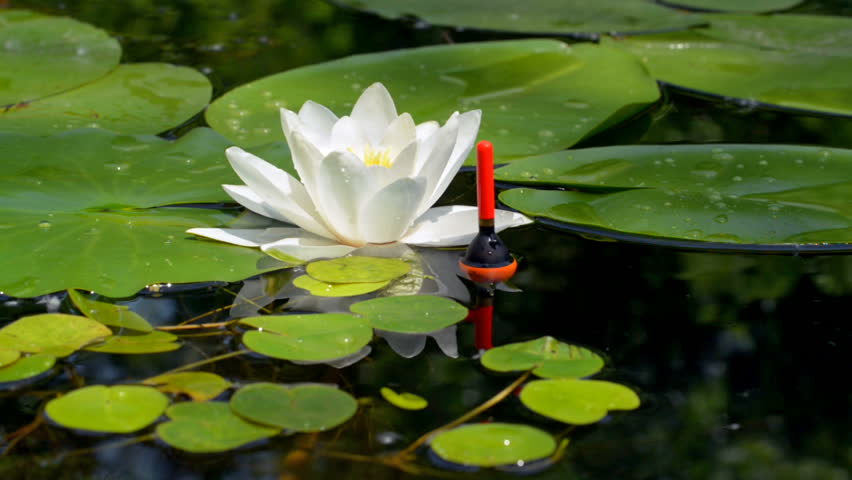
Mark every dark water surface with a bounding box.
[2,0,851,478]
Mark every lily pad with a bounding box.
[156,401,280,453]
[334,0,704,35]
[306,256,410,284]
[659,0,801,12]
[230,382,357,431]
[0,128,292,298]
[45,385,169,433]
[611,15,852,117]
[0,349,21,368]
[69,290,153,332]
[520,378,640,425]
[293,274,390,297]
[350,295,468,334]
[240,314,373,362]
[206,40,660,162]
[84,330,180,354]
[144,372,232,401]
[430,423,556,467]
[0,10,121,105]
[480,336,604,379]
[380,386,428,410]
[497,145,852,249]
[0,313,112,357]
[0,353,56,385]
[0,63,212,136]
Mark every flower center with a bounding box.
[356,145,393,168]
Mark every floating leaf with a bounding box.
[350,295,468,334]
[45,385,169,433]
[0,313,112,357]
[430,423,556,467]
[497,145,852,249]
[0,128,292,298]
[611,15,852,117]
[68,290,153,332]
[0,349,20,368]
[335,0,704,35]
[520,379,640,425]
[230,382,357,431]
[659,0,801,12]
[0,353,56,385]
[307,256,410,284]
[240,314,373,362]
[0,63,212,135]
[144,372,232,401]
[84,331,180,354]
[0,10,121,105]
[293,274,390,297]
[206,40,659,162]
[380,386,428,410]
[156,401,280,453]
[480,336,604,379]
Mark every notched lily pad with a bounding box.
[380,386,428,410]
[430,423,556,467]
[144,372,232,401]
[520,378,640,425]
[230,382,358,431]
[69,290,153,332]
[0,313,112,357]
[84,331,180,354]
[45,385,169,433]
[480,336,604,378]
[350,295,468,334]
[0,353,56,385]
[306,256,410,284]
[293,274,389,297]
[156,401,280,453]
[240,314,372,362]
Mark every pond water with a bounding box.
[1,0,851,479]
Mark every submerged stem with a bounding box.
[145,349,248,379]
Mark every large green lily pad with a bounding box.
[45,385,169,433]
[144,372,232,401]
[480,336,604,378]
[156,401,280,453]
[497,145,852,249]
[0,353,56,385]
[84,330,181,354]
[659,0,801,12]
[611,15,852,117]
[0,128,293,298]
[335,0,704,35]
[206,40,660,162]
[1,63,212,136]
[430,423,556,467]
[520,379,641,425]
[230,382,358,431]
[350,295,468,334]
[240,314,373,362]
[68,290,153,332]
[0,313,112,357]
[0,10,120,106]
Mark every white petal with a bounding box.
[261,234,357,261]
[403,206,532,247]
[287,130,325,196]
[359,177,427,244]
[413,115,460,216]
[329,115,367,153]
[313,150,372,245]
[222,184,292,224]
[279,108,303,149]
[376,330,427,358]
[298,100,338,148]
[387,140,418,181]
[351,83,398,145]
[187,227,303,247]
[423,110,482,209]
[415,121,440,143]
[381,112,416,157]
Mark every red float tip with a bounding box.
[476,140,495,223]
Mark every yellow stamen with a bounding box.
[353,145,393,168]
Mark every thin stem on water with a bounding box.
[145,349,248,379]
[158,319,237,331]
[398,370,531,457]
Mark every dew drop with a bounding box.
[713,214,728,224]
[38,221,51,229]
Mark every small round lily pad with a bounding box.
[0,353,56,385]
[0,313,112,357]
[240,314,372,362]
[230,382,358,432]
[350,295,468,334]
[430,423,556,467]
[380,387,428,410]
[144,372,232,402]
[156,401,280,453]
[293,274,389,297]
[520,379,640,425]
[84,331,180,354]
[480,336,604,378]
[45,385,169,433]
[306,256,411,284]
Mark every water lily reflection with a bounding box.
[188,82,530,261]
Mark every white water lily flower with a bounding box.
[188,82,531,261]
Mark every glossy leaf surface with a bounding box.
[430,423,556,467]
[520,378,641,425]
[660,0,801,12]
[144,372,232,402]
[0,353,55,384]
[480,336,604,378]
[230,382,358,431]
[45,385,169,433]
[380,386,428,410]
[241,314,373,362]
[292,274,390,297]
[350,295,468,334]
[69,290,153,332]
[306,256,410,284]
[156,401,280,453]
[84,331,180,354]
[0,313,111,357]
